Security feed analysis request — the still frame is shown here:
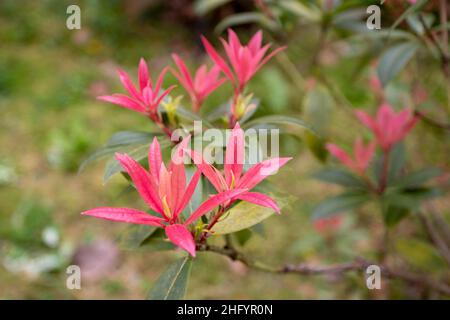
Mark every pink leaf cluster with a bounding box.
[98,58,174,119]
[183,123,292,214]
[326,139,376,176]
[356,103,417,151]
[171,54,226,112]
[201,29,286,93]
[328,103,417,178]
[97,29,284,120]
[82,137,245,257]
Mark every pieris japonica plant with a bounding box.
[80,29,316,299]
[79,26,450,299]
[313,103,443,227]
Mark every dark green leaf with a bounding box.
[79,131,157,173]
[406,13,435,36]
[106,131,156,147]
[180,166,203,220]
[140,228,176,251]
[119,225,158,250]
[382,205,409,227]
[377,41,419,86]
[243,115,315,137]
[215,13,280,34]
[205,102,230,122]
[194,0,231,16]
[243,115,325,160]
[277,0,321,22]
[148,256,193,300]
[387,143,406,183]
[312,191,370,220]
[393,167,442,189]
[390,0,429,32]
[302,85,334,137]
[102,136,171,183]
[234,229,253,246]
[103,143,150,183]
[383,187,441,211]
[313,168,368,189]
[176,106,213,128]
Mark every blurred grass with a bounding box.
[0,0,448,299]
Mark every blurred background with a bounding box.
[0,0,449,299]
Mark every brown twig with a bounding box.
[414,110,450,130]
[419,212,450,267]
[198,243,450,296]
[418,13,450,79]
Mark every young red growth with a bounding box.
[82,137,245,257]
[314,216,343,234]
[201,29,286,93]
[171,54,226,112]
[98,58,175,119]
[184,123,292,213]
[355,104,417,151]
[326,138,375,175]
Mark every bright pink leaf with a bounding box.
[165,224,196,257]
[82,207,164,226]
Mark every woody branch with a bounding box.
[198,243,450,296]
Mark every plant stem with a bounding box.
[378,149,390,194]
[197,243,450,296]
[150,113,173,140]
[199,206,226,242]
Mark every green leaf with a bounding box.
[194,0,231,16]
[250,223,266,238]
[119,225,158,250]
[312,191,370,220]
[304,131,328,162]
[101,136,171,183]
[176,106,213,128]
[205,102,230,122]
[211,196,288,235]
[234,229,253,246]
[303,85,334,137]
[406,13,435,36]
[215,13,280,34]
[387,143,406,183]
[106,131,156,147]
[180,166,203,220]
[377,41,419,87]
[244,115,315,137]
[257,67,288,113]
[393,167,442,189]
[312,168,368,189]
[390,0,429,32]
[148,256,193,300]
[277,0,321,22]
[382,187,441,211]
[382,205,410,227]
[395,238,446,271]
[140,228,176,251]
[243,115,325,160]
[78,131,157,173]
[103,143,150,183]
